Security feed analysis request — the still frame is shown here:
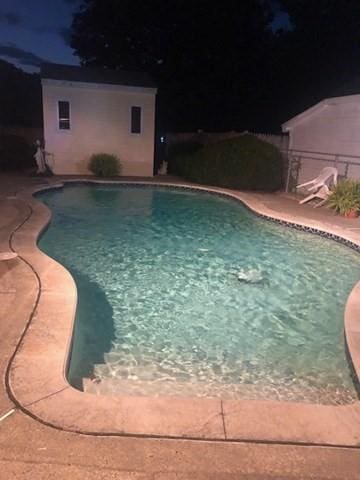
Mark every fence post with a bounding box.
[285,152,292,193]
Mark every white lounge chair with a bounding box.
[297,167,338,206]
[299,184,330,207]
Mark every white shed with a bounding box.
[41,63,157,176]
[282,95,360,183]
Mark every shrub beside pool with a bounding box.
[168,134,284,192]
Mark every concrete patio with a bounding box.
[1,173,360,479]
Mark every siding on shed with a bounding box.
[42,79,156,176]
[283,96,360,183]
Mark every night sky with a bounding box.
[0,0,289,73]
[0,0,80,72]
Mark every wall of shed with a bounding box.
[42,81,156,176]
[288,103,360,183]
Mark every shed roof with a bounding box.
[282,94,360,131]
[41,63,157,89]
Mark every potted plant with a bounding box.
[327,179,360,218]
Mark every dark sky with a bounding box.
[0,0,80,72]
[0,0,289,73]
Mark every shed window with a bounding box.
[58,101,70,130]
[131,106,142,134]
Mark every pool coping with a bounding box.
[6,179,360,446]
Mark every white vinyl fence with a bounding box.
[285,149,360,192]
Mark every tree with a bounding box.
[70,1,360,132]
[70,0,274,132]
[0,60,42,127]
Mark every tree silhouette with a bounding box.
[70,0,360,132]
[0,60,42,127]
[70,0,274,132]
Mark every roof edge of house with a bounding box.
[282,93,360,131]
[40,62,157,90]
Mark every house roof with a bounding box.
[282,93,360,131]
[41,63,157,89]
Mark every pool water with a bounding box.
[38,184,360,404]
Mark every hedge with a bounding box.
[168,134,284,192]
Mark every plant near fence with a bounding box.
[168,134,284,192]
[88,153,121,177]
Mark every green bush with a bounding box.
[167,140,203,175]
[88,153,121,177]
[327,179,360,215]
[0,134,36,171]
[168,134,284,192]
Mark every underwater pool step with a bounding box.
[82,376,271,399]
[82,375,356,405]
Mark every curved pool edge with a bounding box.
[6,179,360,446]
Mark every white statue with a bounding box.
[158,160,168,175]
[34,140,46,173]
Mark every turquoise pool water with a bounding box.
[38,184,360,404]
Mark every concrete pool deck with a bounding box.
[1,173,360,478]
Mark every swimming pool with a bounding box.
[37,184,360,404]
